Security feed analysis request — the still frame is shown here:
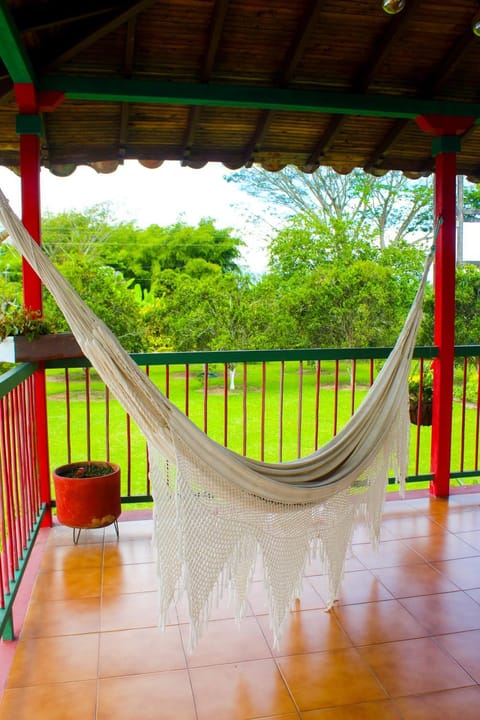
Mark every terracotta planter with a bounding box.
[53,461,121,543]
[0,333,83,363]
[409,399,433,426]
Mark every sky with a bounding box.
[0,161,274,274]
[0,161,479,269]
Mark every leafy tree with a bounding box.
[42,259,146,352]
[419,264,480,347]
[130,219,244,292]
[41,203,122,263]
[228,166,433,248]
[267,214,377,279]
[159,270,253,352]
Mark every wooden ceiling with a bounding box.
[1,0,480,179]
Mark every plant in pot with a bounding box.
[53,461,121,544]
[408,364,433,426]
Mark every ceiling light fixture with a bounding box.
[473,12,480,37]
[382,0,406,14]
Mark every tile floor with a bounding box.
[1,492,480,719]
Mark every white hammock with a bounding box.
[0,188,432,648]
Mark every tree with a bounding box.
[228,166,434,249]
[42,259,146,352]
[267,214,377,279]
[131,219,244,292]
[41,204,123,263]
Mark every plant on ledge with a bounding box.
[0,301,51,342]
[408,363,433,426]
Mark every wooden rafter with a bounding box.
[14,2,117,34]
[118,17,136,158]
[41,0,157,72]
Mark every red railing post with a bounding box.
[416,115,474,498]
[15,86,52,526]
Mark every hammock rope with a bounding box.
[0,188,433,648]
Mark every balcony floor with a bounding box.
[1,492,480,719]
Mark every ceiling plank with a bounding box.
[15,2,117,34]
[40,75,480,121]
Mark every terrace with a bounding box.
[1,348,480,718]
[1,0,480,717]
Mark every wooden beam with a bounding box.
[15,2,117,34]
[364,26,477,172]
[0,0,35,83]
[39,74,480,121]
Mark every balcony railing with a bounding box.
[0,363,48,641]
[42,344,480,500]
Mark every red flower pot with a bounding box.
[53,461,121,543]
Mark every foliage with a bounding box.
[418,263,480,346]
[118,218,244,292]
[42,260,146,352]
[158,270,256,352]
[55,461,116,478]
[0,301,52,341]
[41,203,122,263]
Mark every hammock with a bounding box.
[0,188,433,648]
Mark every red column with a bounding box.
[16,87,52,526]
[430,150,457,497]
[416,116,474,498]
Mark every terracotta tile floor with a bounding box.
[1,493,480,719]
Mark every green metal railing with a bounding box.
[0,363,46,640]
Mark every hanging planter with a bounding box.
[408,364,434,426]
[53,461,121,544]
[409,399,433,426]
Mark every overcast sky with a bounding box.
[1,162,479,269]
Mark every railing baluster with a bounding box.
[314,360,321,452]
[297,360,303,459]
[460,357,468,472]
[261,362,266,462]
[223,363,228,448]
[279,361,285,462]
[85,367,91,460]
[475,358,480,472]
[242,363,247,456]
[333,360,339,436]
